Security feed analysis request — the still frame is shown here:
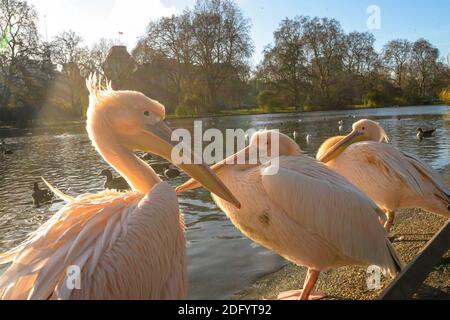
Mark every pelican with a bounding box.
[317,119,450,232]
[177,131,403,300]
[0,76,239,300]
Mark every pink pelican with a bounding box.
[177,131,403,300]
[317,119,450,233]
[0,76,239,300]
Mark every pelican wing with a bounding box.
[349,142,449,199]
[401,151,450,198]
[0,182,186,300]
[260,156,402,275]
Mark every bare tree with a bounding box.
[191,0,253,109]
[343,32,376,76]
[257,18,310,109]
[302,17,345,100]
[51,30,88,116]
[0,0,39,107]
[383,39,412,89]
[136,12,195,102]
[87,38,115,76]
[410,39,439,97]
[51,30,85,66]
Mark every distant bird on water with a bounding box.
[0,140,12,155]
[317,119,450,233]
[416,127,436,139]
[164,167,181,180]
[99,169,130,191]
[0,75,239,300]
[306,134,312,144]
[32,182,53,207]
[177,131,403,300]
[141,153,153,161]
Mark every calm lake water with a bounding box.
[0,105,449,299]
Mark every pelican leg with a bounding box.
[384,211,396,234]
[277,268,326,300]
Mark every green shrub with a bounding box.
[302,105,312,112]
[257,90,282,112]
[176,94,203,117]
[363,90,388,107]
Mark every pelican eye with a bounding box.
[144,111,150,117]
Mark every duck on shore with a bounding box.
[416,128,436,139]
[98,169,131,191]
[32,182,53,207]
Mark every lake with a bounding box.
[0,105,449,299]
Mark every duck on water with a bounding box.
[98,169,131,191]
[32,182,53,207]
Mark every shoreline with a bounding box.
[232,166,450,300]
[0,103,446,136]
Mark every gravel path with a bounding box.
[233,167,450,300]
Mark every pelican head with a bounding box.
[250,130,302,158]
[176,130,301,193]
[86,74,240,208]
[318,119,389,163]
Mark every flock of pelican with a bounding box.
[0,78,448,300]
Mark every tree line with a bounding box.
[1,0,449,126]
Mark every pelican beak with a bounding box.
[176,146,255,194]
[318,130,365,163]
[140,121,241,209]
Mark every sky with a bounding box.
[28,0,450,65]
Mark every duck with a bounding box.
[141,153,153,161]
[98,169,131,191]
[32,182,53,207]
[416,128,436,139]
[164,167,181,179]
[0,140,12,155]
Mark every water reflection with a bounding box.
[0,105,449,299]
